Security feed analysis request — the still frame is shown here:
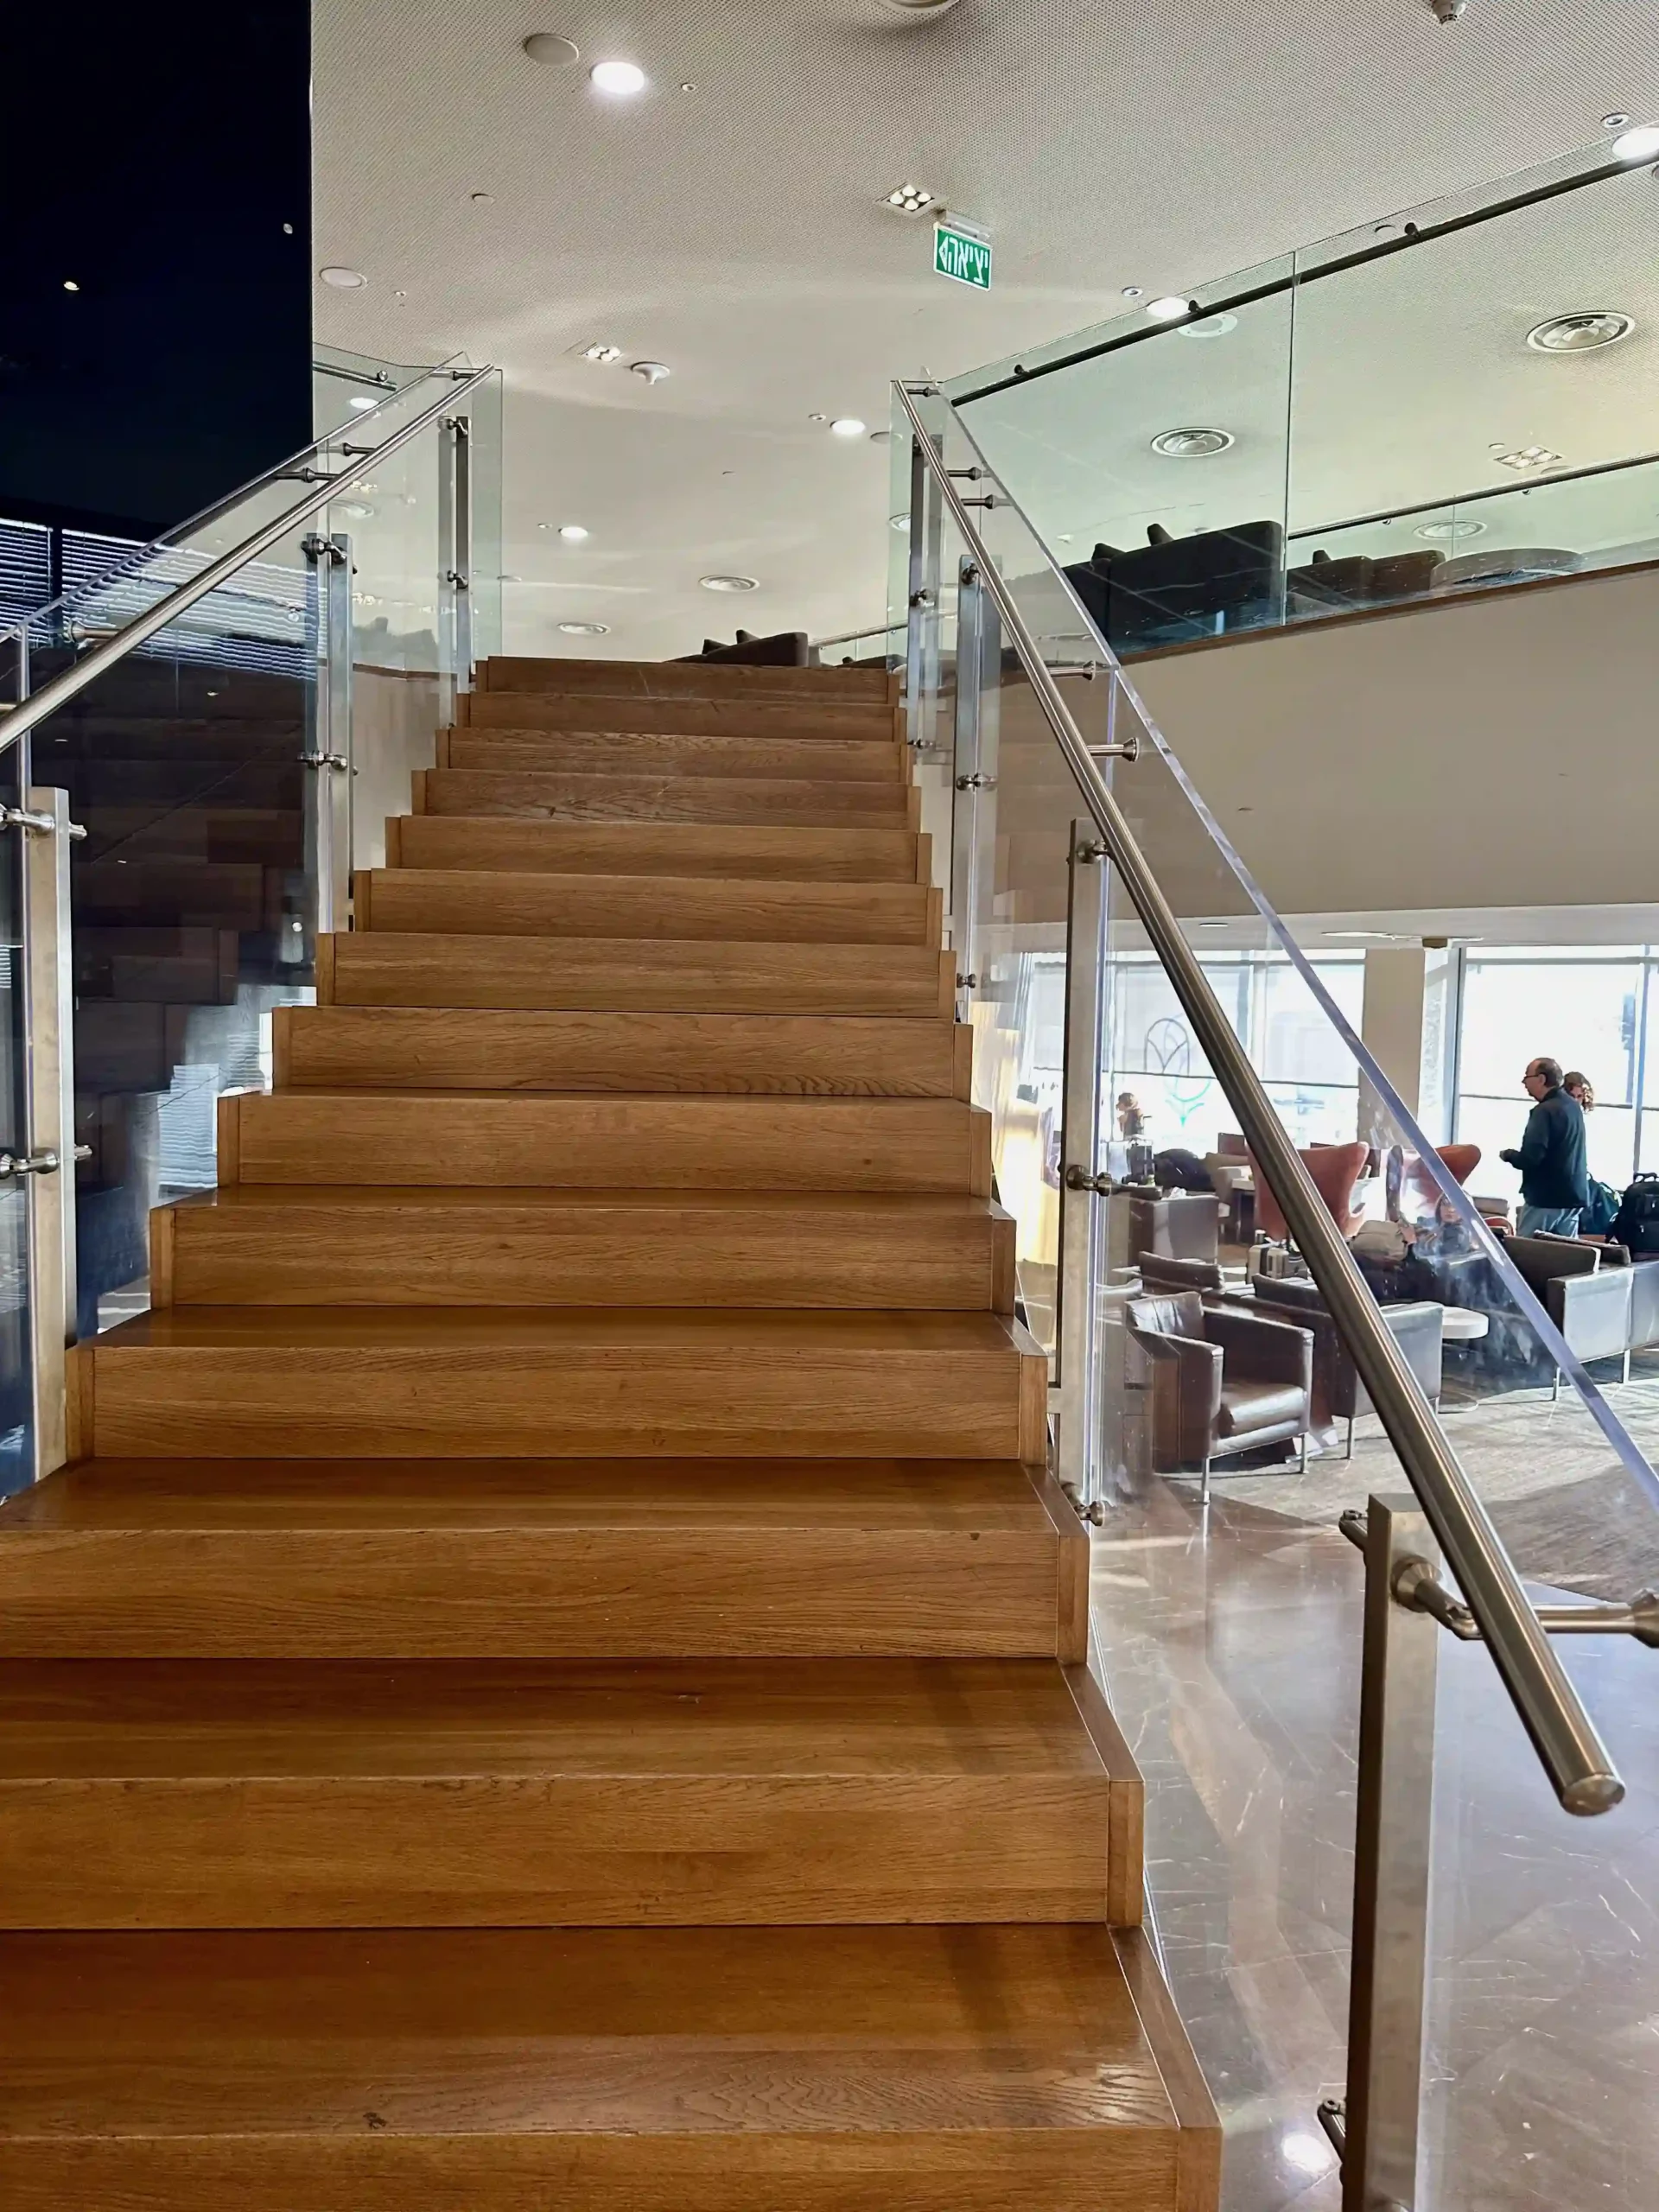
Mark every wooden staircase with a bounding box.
[0,654,1217,2209]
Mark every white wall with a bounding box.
[1129,563,1659,918]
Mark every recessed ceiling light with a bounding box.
[523,33,580,67]
[320,266,367,289]
[62,279,79,293]
[1415,518,1485,541]
[700,574,759,593]
[889,512,910,531]
[830,417,868,437]
[1178,313,1238,340]
[347,395,379,411]
[868,429,892,442]
[1150,427,1234,458]
[1144,296,1191,322]
[881,0,963,13]
[631,360,671,384]
[1611,123,1659,161]
[1526,310,1634,352]
[575,341,623,364]
[807,413,828,423]
[591,60,646,95]
[1121,286,1144,300]
[337,501,375,519]
[499,573,522,582]
[1601,111,1631,130]
[1491,444,1566,472]
[393,289,408,299]
[558,620,611,635]
[883,183,937,216]
[557,524,589,541]
[680,81,696,92]
[470,190,493,205]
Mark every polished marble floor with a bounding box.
[1090,1475,1659,2212]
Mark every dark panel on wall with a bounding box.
[0,3,311,542]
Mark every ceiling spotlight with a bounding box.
[1612,123,1659,162]
[1121,286,1144,300]
[807,412,829,423]
[337,501,375,519]
[393,289,408,299]
[1178,313,1238,340]
[868,429,892,442]
[889,512,911,531]
[1491,444,1566,472]
[1601,111,1631,130]
[700,574,759,593]
[1150,427,1234,458]
[1415,518,1486,541]
[347,395,379,411]
[1526,310,1635,352]
[500,573,522,582]
[591,60,646,95]
[62,279,80,292]
[558,620,611,635]
[320,266,367,289]
[1144,295,1192,322]
[883,183,937,216]
[830,417,868,437]
[523,33,581,67]
[575,341,623,364]
[470,191,494,205]
[631,360,671,383]
[880,0,963,15]
[557,524,589,541]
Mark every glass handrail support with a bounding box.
[944,132,1659,655]
[893,374,1657,2212]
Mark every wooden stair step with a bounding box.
[477,651,892,700]
[0,1456,1083,1659]
[219,1090,993,1192]
[464,693,894,738]
[415,766,918,828]
[442,727,903,779]
[273,1006,970,1097]
[388,816,928,881]
[72,859,282,929]
[317,931,955,1015]
[356,865,943,944]
[74,1306,1048,1460]
[154,1186,1015,1309]
[0,1656,1124,1929]
[0,1923,1214,2210]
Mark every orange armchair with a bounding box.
[1250,1140,1372,1244]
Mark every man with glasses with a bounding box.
[1500,1055,1588,1237]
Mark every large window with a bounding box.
[1106,951,1363,1154]
[1453,948,1656,1198]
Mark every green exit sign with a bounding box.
[934,219,992,291]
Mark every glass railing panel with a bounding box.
[0,737,34,1492]
[311,343,435,442]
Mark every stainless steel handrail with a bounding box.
[893,376,1623,1815]
[0,364,498,760]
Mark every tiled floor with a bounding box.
[1090,1449,1659,2212]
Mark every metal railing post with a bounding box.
[22,786,83,1477]
[437,416,473,721]
[300,534,351,941]
[1056,823,1106,1514]
[949,556,984,978]
[1325,1493,1440,2212]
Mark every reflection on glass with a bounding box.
[0,741,31,1493]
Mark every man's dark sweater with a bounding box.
[1500,1084,1588,1210]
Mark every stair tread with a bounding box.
[171,1185,1003,1219]
[0,1455,1052,1531]
[0,1923,1179,2140]
[0,1656,1099,1778]
[96,1306,1037,1353]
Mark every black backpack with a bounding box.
[1610,1175,1659,1256]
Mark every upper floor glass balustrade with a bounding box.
[946,134,1659,656]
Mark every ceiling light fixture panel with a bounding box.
[830,417,867,437]
[700,574,759,593]
[1612,122,1659,161]
[558,620,610,634]
[320,266,367,289]
[1491,444,1566,472]
[883,183,938,216]
[573,341,623,364]
[1150,427,1234,457]
[591,60,646,96]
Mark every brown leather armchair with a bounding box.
[1126,1287,1313,1500]
[1127,1191,1221,1270]
[1244,1274,1445,1455]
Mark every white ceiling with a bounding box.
[313,0,1659,661]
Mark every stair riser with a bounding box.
[416,769,918,829]
[358,868,943,945]
[221,1094,994,1193]
[318,936,955,1017]
[464,693,896,738]
[274,1007,971,1099]
[0,2133,1178,2212]
[389,817,928,882]
[0,1775,1107,1928]
[0,1530,1067,1659]
[80,1346,1047,1460]
[442,730,904,781]
[159,1212,1011,1309]
[479,653,893,702]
